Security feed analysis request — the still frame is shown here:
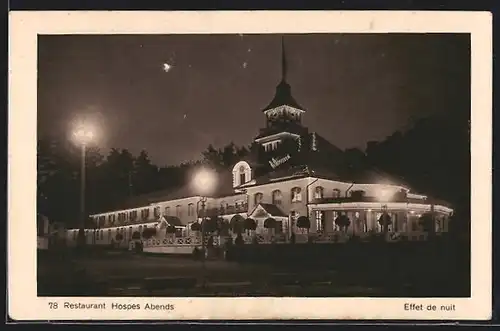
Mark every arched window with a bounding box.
[291,187,302,202]
[254,192,263,205]
[314,186,324,199]
[154,207,160,218]
[272,190,282,205]
[164,206,170,216]
[332,189,341,198]
[232,161,252,188]
[238,166,246,185]
[176,205,182,218]
[188,203,194,216]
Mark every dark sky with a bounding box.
[38,33,470,166]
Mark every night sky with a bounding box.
[37,33,470,166]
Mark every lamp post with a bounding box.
[73,126,94,246]
[192,168,217,286]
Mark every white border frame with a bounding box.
[8,10,492,321]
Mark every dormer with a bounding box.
[232,161,252,188]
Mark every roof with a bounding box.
[254,123,308,141]
[347,168,411,188]
[102,169,237,214]
[164,216,183,226]
[262,80,306,112]
[258,203,288,217]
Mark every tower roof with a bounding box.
[262,37,305,112]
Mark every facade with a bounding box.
[65,39,453,247]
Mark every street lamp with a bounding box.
[73,126,94,246]
[192,168,217,285]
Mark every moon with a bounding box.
[162,63,172,72]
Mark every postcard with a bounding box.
[8,10,492,321]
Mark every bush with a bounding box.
[166,225,176,234]
[142,227,157,239]
[191,222,201,232]
[244,218,257,231]
[296,216,310,230]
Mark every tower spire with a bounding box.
[281,36,287,82]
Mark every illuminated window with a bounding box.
[332,211,340,231]
[314,186,324,199]
[315,211,324,232]
[254,192,263,205]
[272,190,282,205]
[291,187,302,202]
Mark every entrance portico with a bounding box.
[309,201,453,238]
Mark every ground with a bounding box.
[37,243,469,297]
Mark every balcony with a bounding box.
[311,194,425,205]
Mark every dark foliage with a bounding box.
[296,216,310,229]
[142,227,156,239]
[244,218,257,231]
[190,222,201,232]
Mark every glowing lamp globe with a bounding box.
[73,126,94,145]
[192,168,217,196]
[377,188,393,202]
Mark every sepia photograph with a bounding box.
[8,11,491,320]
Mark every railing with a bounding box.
[139,230,431,249]
[142,235,220,248]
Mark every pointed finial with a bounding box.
[281,36,287,82]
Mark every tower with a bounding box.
[254,37,308,153]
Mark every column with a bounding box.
[346,211,355,235]
[309,209,317,233]
[324,210,334,232]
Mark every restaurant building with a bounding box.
[65,40,453,248]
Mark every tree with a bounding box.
[190,222,201,232]
[142,227,157,239]
[264,218,276,234]
[230,215,245,234]
[296,216,310,234]
[335,214,351,233]
[378,212,392,234]
[133,150,159,195]
[202,216,221,234]
[115,233,123,241]
[244,218,257,233]
[166,225,177,234]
